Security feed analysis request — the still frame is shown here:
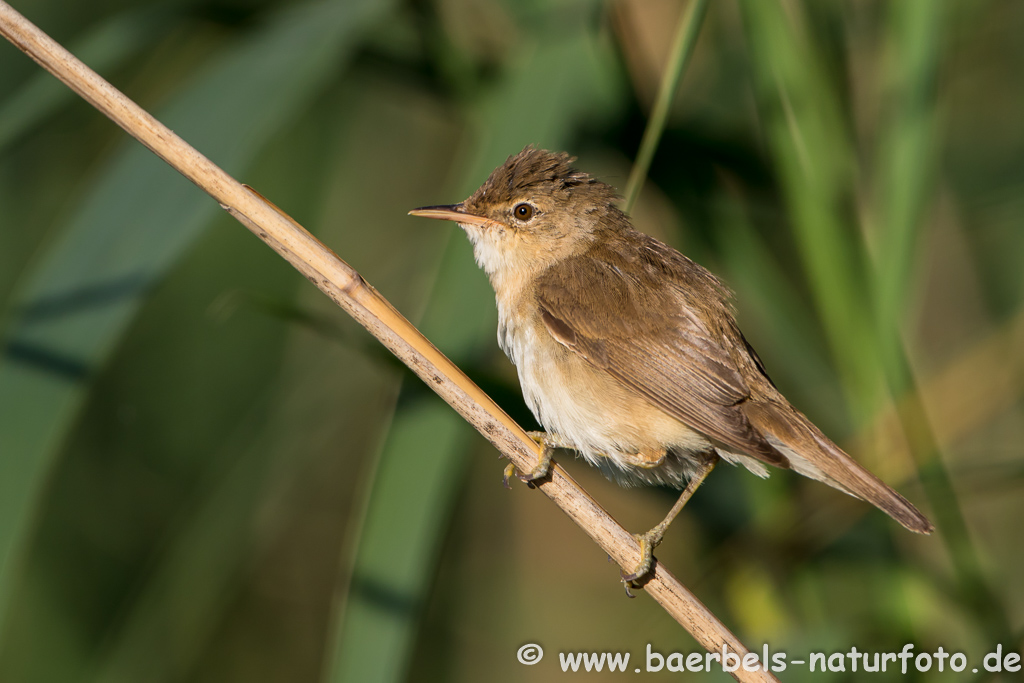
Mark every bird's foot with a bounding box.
[502,432,555,489]
[619,528,665,597]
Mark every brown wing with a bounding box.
[534,232,933,535]
[533,234,790,469]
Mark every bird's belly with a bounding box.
[509,324,711,484]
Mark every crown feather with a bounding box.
[468,146,619,208]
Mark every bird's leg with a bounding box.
[503,431,569,488]
[621,454,719,590]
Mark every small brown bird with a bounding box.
[410,147,932,585]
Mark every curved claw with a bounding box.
[503,460,549,489]
[518,460,551,483]
[502,463,516,490]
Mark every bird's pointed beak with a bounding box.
[408,204,497,229]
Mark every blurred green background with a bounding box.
[1,0,1022,681]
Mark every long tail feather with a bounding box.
[743,401,934,534]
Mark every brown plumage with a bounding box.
[411,146,932,579]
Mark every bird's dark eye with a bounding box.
[513,203,534,221]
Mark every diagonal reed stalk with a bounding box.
[0,2,776,680]
[622,0,708,215]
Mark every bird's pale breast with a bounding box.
[499,296,712,487]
